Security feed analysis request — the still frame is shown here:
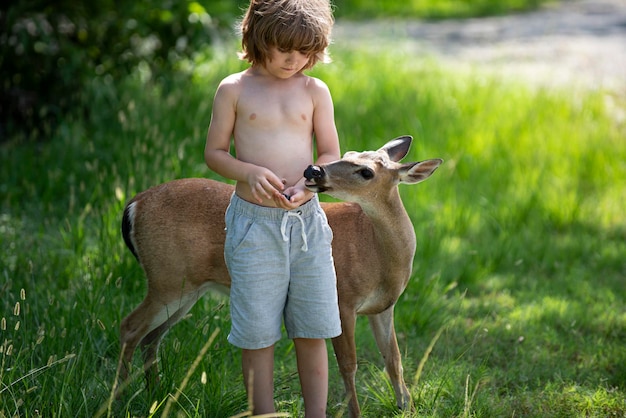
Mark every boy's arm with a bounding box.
[204,79,285,203]
[311,80,341,165]
[280,79,340,207]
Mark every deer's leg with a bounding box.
[331,308,361,418]
[368,306,411,411]
[120,297,163,382]
[137,294,201,387]
[138,320,169,388]
[119,290,203,386]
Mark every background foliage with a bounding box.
[0,0,244,140]
[332,0,545,19]
[1,0,552,141]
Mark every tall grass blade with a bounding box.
[161,328,221,417]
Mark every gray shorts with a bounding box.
[224,193,342,349]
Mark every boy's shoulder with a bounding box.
[215,70,249,100]
[219,70,247,87]
[302,74,331,97]
[303,74,329,89]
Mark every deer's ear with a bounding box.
[381,136,412,162]
[399,159,443,184]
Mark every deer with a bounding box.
[119,135,442,417]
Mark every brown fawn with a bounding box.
[120,135,442,417]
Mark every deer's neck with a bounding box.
[361,188,417,261]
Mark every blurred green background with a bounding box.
[1,0,550,142]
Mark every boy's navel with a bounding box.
[249,113,257,120]
[301,114,307,121]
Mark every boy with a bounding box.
[204,0,342,416]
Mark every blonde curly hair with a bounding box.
[238,0,334,70]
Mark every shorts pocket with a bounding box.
[317,209,334,244]
[225,209,256,255]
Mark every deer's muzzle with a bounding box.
[304,165,328,192]
[304,165,324,181]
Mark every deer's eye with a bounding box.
[358,168,374,180]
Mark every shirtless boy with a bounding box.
[204,0,342,416]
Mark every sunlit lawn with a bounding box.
[1,38,625,417]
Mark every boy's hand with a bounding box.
[273,184,314,209]
[246,166,285,204]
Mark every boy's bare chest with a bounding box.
[237,83,313,127]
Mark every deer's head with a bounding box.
[304,136,443,206]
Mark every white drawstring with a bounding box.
[280,211,308,252]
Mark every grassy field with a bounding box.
[208,0,553,20]
[332,0,548,19]
[2,30,626,418]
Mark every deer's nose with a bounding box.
[304,165,324,180]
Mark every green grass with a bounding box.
[332,0,550,19]
[206,0,553,21]
[2,41,625,417]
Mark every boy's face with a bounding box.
[263,47,310,79]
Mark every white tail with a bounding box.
[120,135,442,417]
